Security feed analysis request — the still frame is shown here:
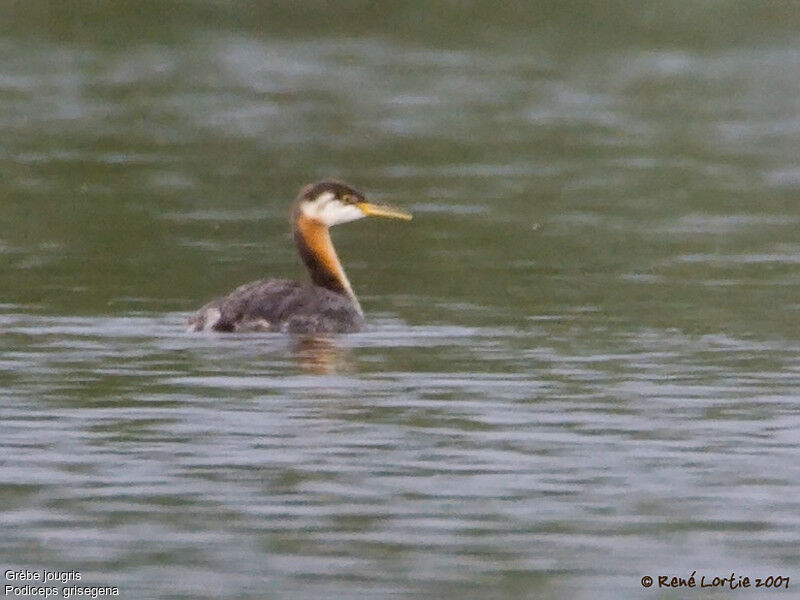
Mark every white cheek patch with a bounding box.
[302,193,366,226]
[322,203,365,225]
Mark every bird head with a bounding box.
[296,180,412,226]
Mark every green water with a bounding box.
[2,2,799,599]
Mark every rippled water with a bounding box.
[2,2,800,599]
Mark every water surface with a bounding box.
[2,2,800,598]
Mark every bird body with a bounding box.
[187,181,411,334]
[189,279,365,333]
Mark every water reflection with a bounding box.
[290,335,352,375]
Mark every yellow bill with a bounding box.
[357,201,413,221]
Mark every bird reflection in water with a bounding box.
[290,336,352,375]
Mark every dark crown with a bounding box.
[299,180,365,204]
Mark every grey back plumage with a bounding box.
[188,279,365,333]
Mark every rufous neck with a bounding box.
[293,214,362,313]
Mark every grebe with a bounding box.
[188,180,412,333]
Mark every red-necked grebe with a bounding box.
[188,180,412,333]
